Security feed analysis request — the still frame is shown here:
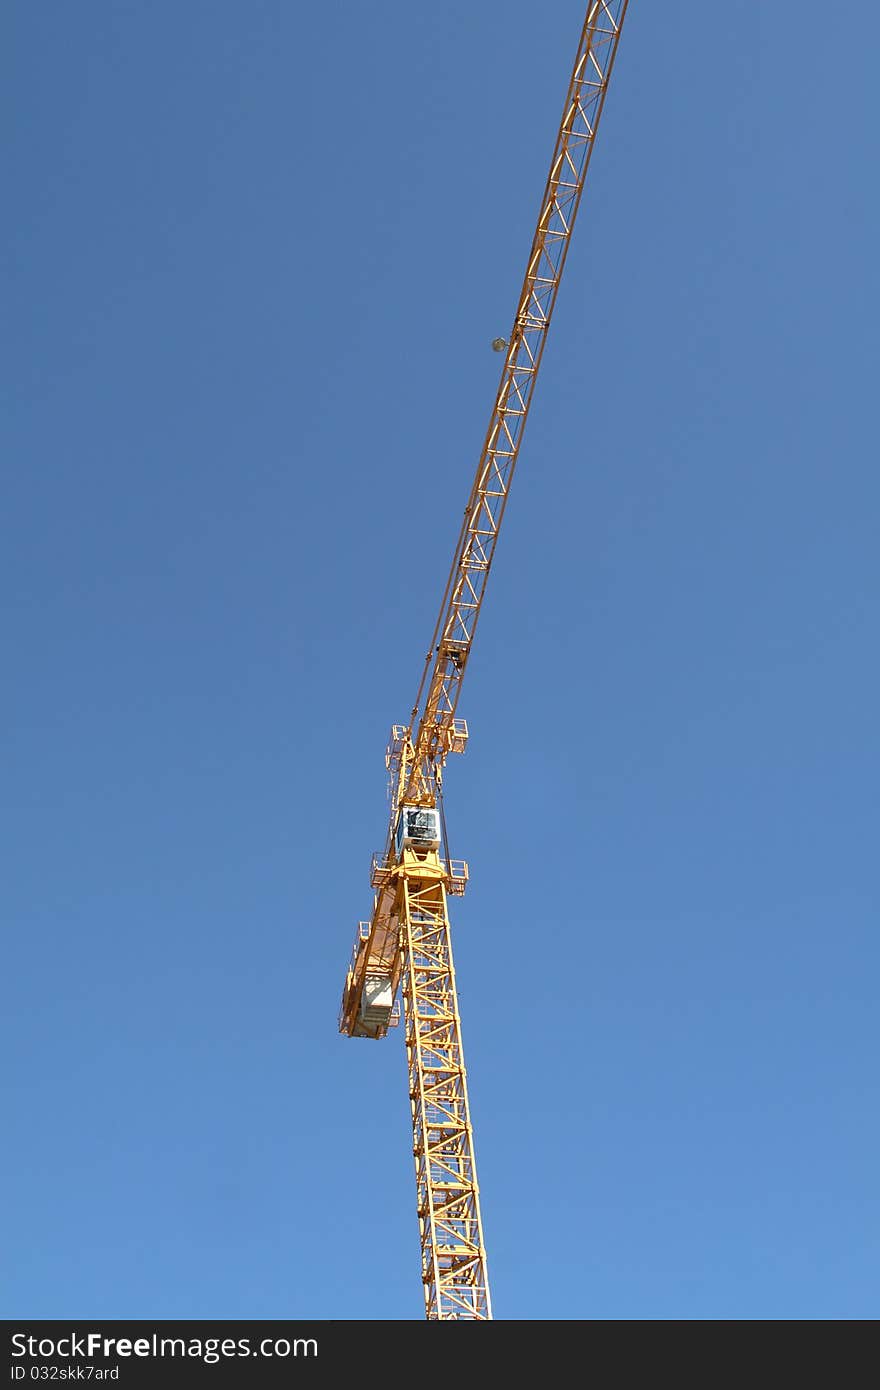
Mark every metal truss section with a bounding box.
[402,874,491,1320]
[403,0,629,801]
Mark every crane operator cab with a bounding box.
[395,805,441,859]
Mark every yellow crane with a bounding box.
[338,1,630,1320]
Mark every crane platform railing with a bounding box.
[370,852,469,895]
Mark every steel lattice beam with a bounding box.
[403,0,630,805]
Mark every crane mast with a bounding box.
[338,1,629,1320]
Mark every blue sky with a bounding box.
[2,2,878,1320]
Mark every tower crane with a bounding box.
[338,1,630,1320]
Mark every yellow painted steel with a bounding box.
[403,864,490,1320]
[338,0,630,1319]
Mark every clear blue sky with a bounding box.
[2,2,878,1320]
